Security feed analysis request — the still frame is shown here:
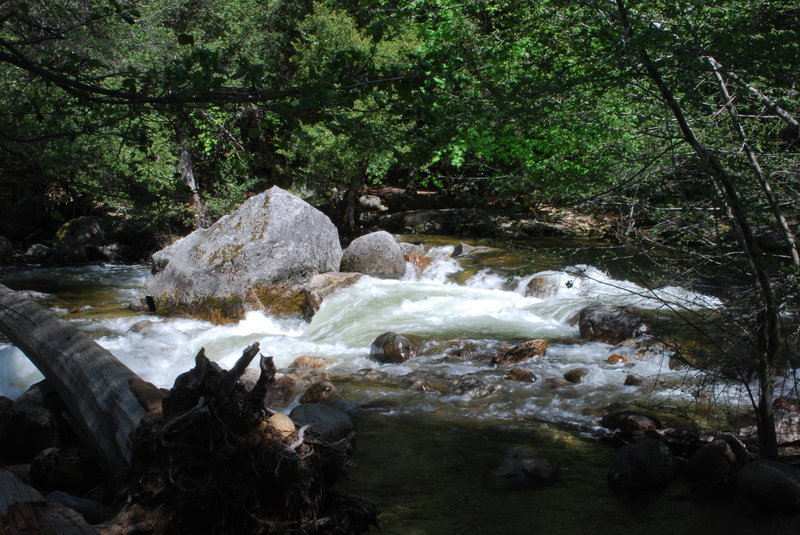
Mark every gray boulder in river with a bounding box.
[341,230,406,279]
[146,186,342,321]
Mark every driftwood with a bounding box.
[0,284,149,472]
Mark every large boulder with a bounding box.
[578,304,649,344]
[607,436,677,492]
[146,187,342,321]
[737,459,800,512]
[341,231,406,279]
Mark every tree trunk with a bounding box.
[706,56,799,267]
[0,284,148,472]
[612,0,781,459]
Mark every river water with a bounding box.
[0,236,796,533]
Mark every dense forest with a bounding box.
[1,0,799,469]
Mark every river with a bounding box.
[0,236,796,534]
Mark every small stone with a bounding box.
[449,375,500,399]
[269,413,296,437]
[497,446,559,487]
[411,380,436,392]
[607,354,630,365]
[563,368,588,384]
[507,367,537,383]
[370,332,419,364]
[544,377,571,388]
[624,374,643,386]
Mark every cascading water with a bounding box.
[2,238,791,534]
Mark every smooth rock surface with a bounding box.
[341,231,406,279]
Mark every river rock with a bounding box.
[370,332,419,364]
[300,381,338,404]
[684,439,740,488]
[51,216,108,263]
[303,272,363,319]
[578,305,649,344]
[563,368,588,384]
[507,367,537,383]
[524,274,561,298]
[600,410,661,435]
[30,446,101,493]
[341,231,406,279]
[607,437,677,492]
[0,236,12,264]
[25,243,52,261]
[519,220,575,238]
[146,186,342,321]
[449,375,500,399]
[1,383,65,463]
[497,446,559,487]
[624,374,643,386]
[606,353,630,365]
[737,460,800,512]
[491,339,547,366]
[288,355,333,370]
[289,403,355,444]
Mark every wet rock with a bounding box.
[442,340,481,362]
[507,367,537,383]
[289,403,355,444]
[607,437,677,493]
[128,320,154,333]
[263,375,297,408]
[288,355,333,370]
[341,231,406,279]
[624,374,643,386]
[300,381,338,404]
[398,242,425,256]
[578,305,649,344]
[146,186,342,321]
[0,236,13,264]
[543,377,572,388]
[410,380,436,392]
[606,353,630,365]
[1,383,65,463]
[524,274,560,298]
[497,446,559,487]
[370,332,419,364]
[451,242,497,258]
[30,447,101,493]
[357,369,391,382]
[303,272,363,319]
[449,375,500,399]
[25,243,52,261]
[404,253,433,273]
[563,368,588,384]
[491,339,547,366]
[737,459,800,512]
[600,410,661,438]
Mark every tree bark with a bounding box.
[0,284,148,472]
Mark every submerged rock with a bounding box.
[341,231,406,279]
[370,332,420,364]
[578,305,649,344]
[491,339,547,366]
[507,367,537,383]
[145,186,342,321]
[496,446,559,487]
[607,437,677,493]
[289,403,355,444]
[563,368,588,384]
[448,375,500,399]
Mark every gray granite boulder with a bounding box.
[341,231,406,279]
[579,304,649,344]
[145,187,342,320]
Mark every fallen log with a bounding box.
[0,284,148,473]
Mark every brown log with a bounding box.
[0,284,146,472]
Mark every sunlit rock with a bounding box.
[145,186,342,321]
[606,353,630,365]
[507,367,537,383]
[369,332,419,364]
[303,272,363,319]
[288,355,333,370]
[578,304,649,344]
[341,231,406,279]
[491,339,547,366]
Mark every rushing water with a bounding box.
[0,236,794,533]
